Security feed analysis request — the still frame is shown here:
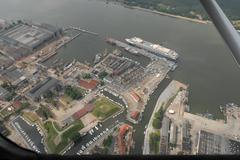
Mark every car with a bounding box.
[106,128,109,131]
[81,145,85,149]
[103,131,106,134]
[95,126,99,130]
[86,143,89,147]
[99,123,102,127]
[100,133,103,136]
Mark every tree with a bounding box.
[103,135,113,147]
[82,73,92,79]
[64,86,82,100]
[152,118,161,129]
[98,71,108,80]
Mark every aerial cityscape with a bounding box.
[0,0,240,156]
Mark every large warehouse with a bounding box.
[0,21,62,60]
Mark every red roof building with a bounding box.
[73,103,95,120]
[73,108,87,120]
[13,100,21,109]
[117,124,133,155]
[130,91,141,103]
[130,111,140,121]
[79,79,99,90]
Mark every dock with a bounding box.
[66,26,98,36]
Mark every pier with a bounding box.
[66,26,98,36]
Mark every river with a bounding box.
[1,0,240,154]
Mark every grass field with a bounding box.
[22,112,39,123]
[44,121,58,153]
[92,97,121,120]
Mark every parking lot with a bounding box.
[11,116,46,153]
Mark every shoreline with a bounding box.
[106,0,211,25]
[129,6,210,25]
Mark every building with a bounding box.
[79,79,99,91]
[0,54,13,69]
[0,100,11,109]
[0,19,6,30]
[0,66,26,85]
[0,86,10,100]
[0,122,9,136]
[128,110,142,124]
[0,23,61,50]
[0,21,62,60]
[73,104,95,120]
[160,117,170,155]
[182,120,192,153]
[130,91,141,103]
[130,111,140,121]
[169,123,177,145]
[196,130,240,155]
[27,77,59,101]
[116,124,133,155]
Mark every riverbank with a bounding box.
[143,80,187,154]
[131,6,210,25]
[106,0,210,24]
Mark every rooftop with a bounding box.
[0,86,9,99]
[27,77,58,100]
[79,79,98,90]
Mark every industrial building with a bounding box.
[1,23,61,50]
[182,120,192,153]
[0,19,6,30]
[0,86,10,100]
[27,77,59,101]
[160,117,170,155]
[0,66,26,85]
[0,21,62,60]
[101,54,145,88]
[0,54,13,69]
[196,130,236,155]
[169,123,177,145]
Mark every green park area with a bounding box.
[92,97,121,120]
[43,120,84,154]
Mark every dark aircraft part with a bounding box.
[200,0,240,67]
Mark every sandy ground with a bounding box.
[81,113,97,127]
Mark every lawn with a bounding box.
[22,112,39,123]
[0,107,14,119]
[44,121,58,153]
[92,97,121,120]
[44,120,84,154]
